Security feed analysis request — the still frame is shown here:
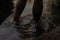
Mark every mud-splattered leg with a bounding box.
[32,0,44,37]
[13,0,27,22]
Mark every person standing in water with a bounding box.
[13,0,44,39]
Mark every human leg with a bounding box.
[32,0,44,37]
[13,0,27,22]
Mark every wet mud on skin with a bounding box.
[0,2,33,40]
[0,10,56,40]
[0,0,59,40]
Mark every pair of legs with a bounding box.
[13,0,43,37]
[13,0,43,23]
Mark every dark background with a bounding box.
[0,0,13,25]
